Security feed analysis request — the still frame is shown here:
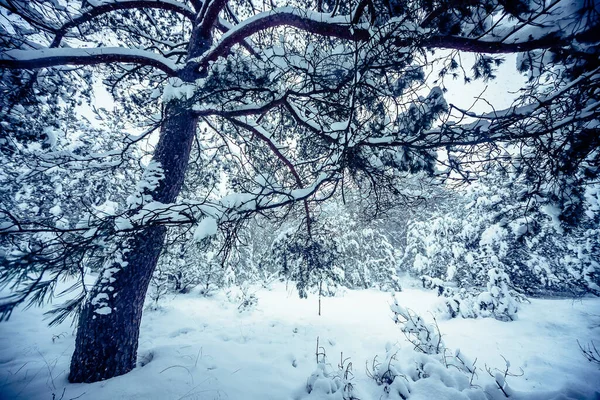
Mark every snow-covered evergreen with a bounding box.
[402,165,600,303]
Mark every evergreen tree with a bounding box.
[403,164,600,297]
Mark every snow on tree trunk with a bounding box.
[68,227,166,382]
[69,102,197,383]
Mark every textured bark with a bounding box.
[68,103,197,383]
[67,226,166,383]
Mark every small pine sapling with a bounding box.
[477,269,519,321]
[148,267,169,310]
[366,345,411,399]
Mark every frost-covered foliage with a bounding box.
[154,242,223,294]
[226,284,259,312]
[476,269,519,321]
[0,104,142,321]
[265,199,401,296]
[2,0,597,386]
[366,342,485,400]
[152,228,229,297]
[1,0,597,325]
[304,362,358,399]
[366,302,490,399]
[432,269,522,321]
[318,201,401,292]
[151,214,281,302]
[391,296,444,354]
[149,196,402,307]
[272,227,344,299]
[367,301,548,399]
[302,346,359,400]
[402,166,600,298]
[148,266,170,310]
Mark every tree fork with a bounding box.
[68,103,198,383]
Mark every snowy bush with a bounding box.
[226,284,258,312]
[391,296,443,354]
[483,357,528,400]
[148,267,170,310]
[154,239,226,297]
[434,288,479,320]
[366,301,540,400]
[304,360,359,400]
[476,269,519,321]
[272,227,345,300]
[401,167,600,298]
[431,269,522,321]
[367,302,487,400]
[264,199,401,294]
[301,340,359,400]
[367,343,486,400]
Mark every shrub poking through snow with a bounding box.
[226,285,258,312]
[366,302,494,399]
[578,340,600,367]
[303,338,359,399]
[484,356,524,399]
[367,343,487,400]
[391,296,444,355]
[367,314,488,400]
[148,267,170,310]
[366,344,411,399]
[477,269,519,321]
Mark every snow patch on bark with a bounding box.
[94,306,112,315]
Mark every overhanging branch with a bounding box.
[195,9,370,68]
[227,117,314,235]
[51,0,197,47]
[0,47,180,76]
[417,32,566,53]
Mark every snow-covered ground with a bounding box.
[1,278,599,400]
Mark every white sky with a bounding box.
[440,54,527,114]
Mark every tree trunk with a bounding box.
[318,280,322,316]
[68,103,197,383]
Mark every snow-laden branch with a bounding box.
[194,7,370,68]
[51,0,196,47]
[195,5,581,71]
[228,117,304,187]
[419,32,568,54]
[194,95,288,117]
[359,66,600,149]
[0,47,180,76]
[197,0,229,35]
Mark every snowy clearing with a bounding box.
[1,278,599,400]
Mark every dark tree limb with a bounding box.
[227,117,314,236]
[418,32,567,54]
[0,47,179,76]
[51,0,197,47]
[195,10,370,68]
